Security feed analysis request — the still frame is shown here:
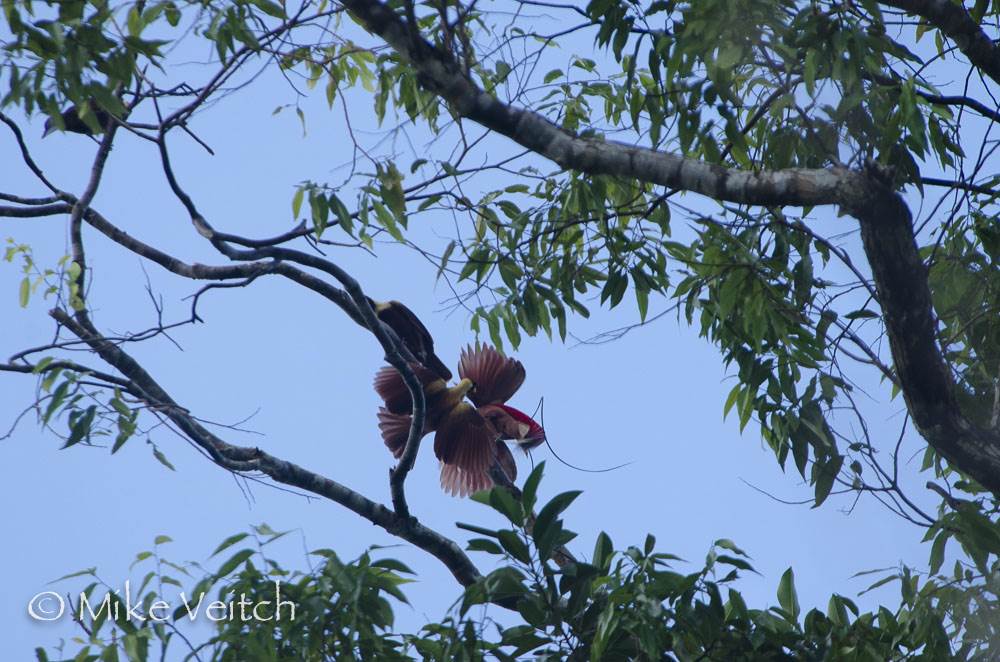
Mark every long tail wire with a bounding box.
[527,397,633,474]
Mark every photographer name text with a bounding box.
[28,580,296,623]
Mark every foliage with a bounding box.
[37,469,999,661]
[4,0,1000,658]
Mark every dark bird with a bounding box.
[42,103,112,138]
[366,297,452,381]
[373,343,546,496]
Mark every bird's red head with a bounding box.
[495,404,546,451]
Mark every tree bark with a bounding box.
[342,0,1000,494]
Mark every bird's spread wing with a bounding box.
[373,363,441,414]
[458,343,526,406]
[434,403,498,497]
[439,462,493,498]
[376,408,427,458]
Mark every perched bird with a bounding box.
[42,103,112,138]
[366,297,452,381]
[374,343,545,496]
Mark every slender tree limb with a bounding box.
[68,113,120,316]
[0,360,136,391]
[153,128,428,518]
[0,203,71,218]
[0,112,60,194]
[47,307,488,590]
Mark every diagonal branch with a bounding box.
[337,0,1000,496]
[153,128,428,518]
[844,172,1000,496]
[47,307,487,590]
[338,0,858,207]
[880,0,1000,87]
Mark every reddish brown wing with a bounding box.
[377,408,429,458]
[433,403,498,497]
[458,343,526,406]
[373,363,442,414]
[439,462,494,497]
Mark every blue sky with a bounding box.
[1,13,943,660]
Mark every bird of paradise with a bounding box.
[374,343,545,496]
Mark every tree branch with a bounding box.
[844,171,1000,495]
[153,128,429,518]
[880,0,1000,87]
[338,0,1000,495]
[46,307,488,590]
[338,0,857,208]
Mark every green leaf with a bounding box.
[32,357,54,374]
[247,0,285,18]
[44,380,72,423]
[152,446,175,471]
[211,533,250,557]
[635,285,649,321]
[812,454,843,508]
[521,461,545,513]
[929,530,948,574]
[488,487,525,526]
[371,558,414,574]
[436,240,455,281]
[215,548,255,577]
[497,530,532,563]
[714,538,749,557]
[19,276,30,307]
[329,193,354,235]
[49,567,97,583]
[777,567,800,621]
[593,531,614,571]
[456,520,500,538]
[62,405,96,449]
[532,490,582,556]
[310,190,329,236]
[291,187,305,219]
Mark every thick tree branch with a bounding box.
[338,0,1000,495]
[0,203,70,218]
[338,0,857,208]
[843,175,1000,495]
[880,0,1000,87]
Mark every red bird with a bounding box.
[374,343,545,496]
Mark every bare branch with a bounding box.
[47,307,490,591]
